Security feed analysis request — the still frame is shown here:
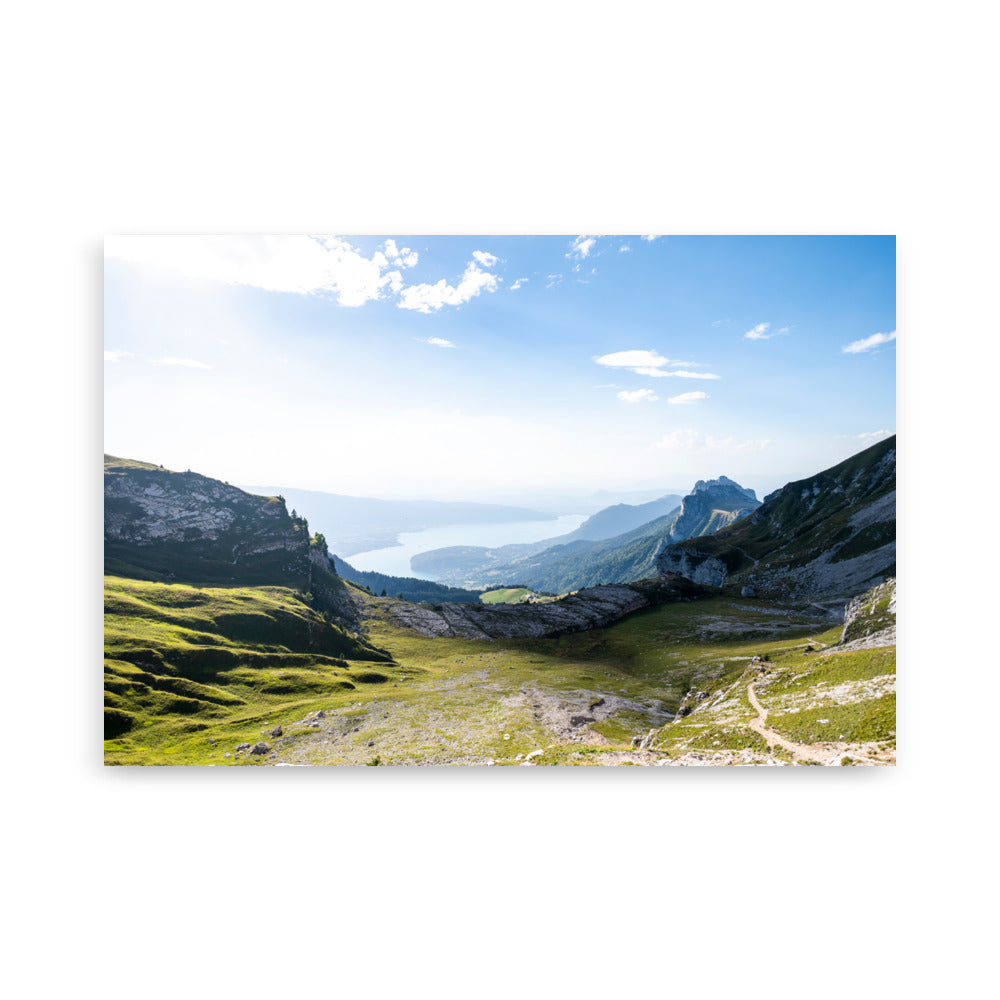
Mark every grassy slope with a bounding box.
[655,636,895,759]
[106,576,895,766]
[480,588,532,604]
[104,576,394,764]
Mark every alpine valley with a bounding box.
[104,436,897,766]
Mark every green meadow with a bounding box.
[106,575,892,765]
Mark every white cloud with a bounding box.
[744,322,790,341]
[596,349,672,369]
[617,389,658,403]
[842,330,897,354]
[510,278,529,291]
[567,236,596,260]
[426,337,455,348]
[383,239,419,269]
[105,235,420,308]
[397,259,499,314]
[652,430,770,453]
[668,391,709,405]
[471,250,497,267]
[642,235,658,241]
[546,274,562,288]
[104,350,132,362]
[855,429,893,443]
[383,270,405,294]
[149,357,213,369]
[595,350,720,380]
[620,244,631,252]
[633,367,720,380]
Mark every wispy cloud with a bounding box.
[652,430,770,453]
[150,357,213,369]
[642,235,658,241]
[595,349,720,380]
[397,254,499,314]
[425,337,455,348]
[619,244,631,253]
[744,322,790,341]
[471,250,497,267]
[104,350,132,362]
[617,389,658,403]
[668,391,709,405]
[510,278,529,291]
[105,235,420,309]
[744,322,771,340]
[567,236,596,261]
[855,429,893,443]
[842,330,896,354]
[546,274,562,289]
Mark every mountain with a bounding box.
[414,476,759,593]
[105,453,895,766]
[240,485,555,556]
[656,436,896,602]
[105,455,314,587]
[562,494,684,543]
[407,493,683,582]
[667,477,759,541]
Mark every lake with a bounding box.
[346,513,587,579]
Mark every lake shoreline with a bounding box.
[346,513,588,580]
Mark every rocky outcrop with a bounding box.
[839,578,896,649]
[387,584,653,640]
[667,476,759,542]
[105,455,312,585]
[656,437,896,602]
[658,548,730,587]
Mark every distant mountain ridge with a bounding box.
[408,491,684,582]
[565,493,684,543]
[414,476,760,593]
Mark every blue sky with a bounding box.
[104,235,895,504]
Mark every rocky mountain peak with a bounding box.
[667,476,761,543]
[691,476,758,503]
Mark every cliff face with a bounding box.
[657,437,896,603]
[104,456,312,586]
